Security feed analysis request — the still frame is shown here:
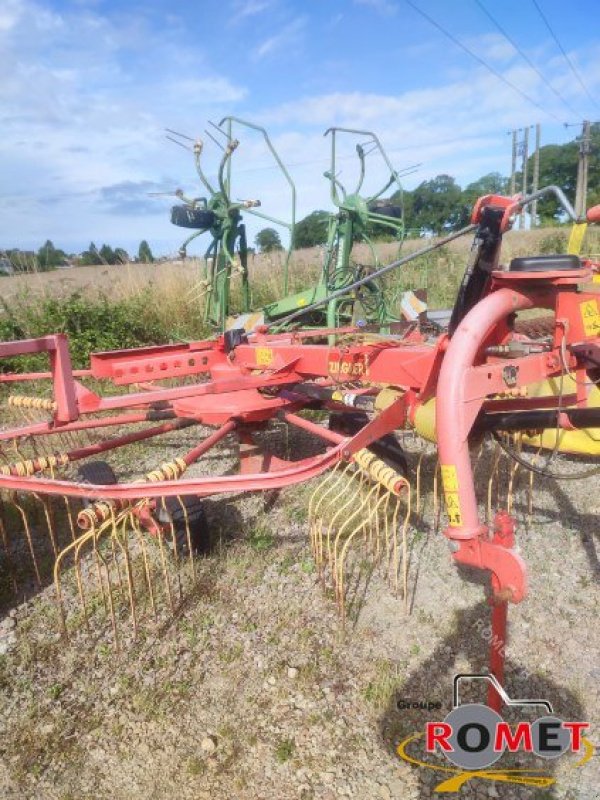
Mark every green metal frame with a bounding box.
[173,117,296,331]
[171,123,407,334]
[264,127,406,332]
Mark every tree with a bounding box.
[462,173,509,205]
[455,173,511,227]
[255,227,283,253]
[80,242,102,266]
[114,247,130,264]
[37,239,67,270]
[99,244,116,265]
[411,175,464,233]
[517,123,600,221]
[294,211,330,249]
[138,240,154,263]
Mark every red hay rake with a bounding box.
[1,188,599,711]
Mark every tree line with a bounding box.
[3,240,155,273]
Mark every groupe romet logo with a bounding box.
[396,673,594,792]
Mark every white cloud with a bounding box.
[252,15,306,60]
[353,0,397,16]
[247,46,600,232]
[464,32,517,63]
[233,0,272,19]
[1,0,598,256]
[0,0,248,251]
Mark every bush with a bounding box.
[0,291,171,373]
[539,231,567,255]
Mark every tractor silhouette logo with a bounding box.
[396,674,594,792]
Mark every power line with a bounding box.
[403,0,564,124]
[531,0,600,111]
[475,0,581,118]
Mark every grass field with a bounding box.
[0,226,597,368]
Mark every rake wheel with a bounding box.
[77,460,118,499]
[157,495,209,556]
[329,412,408,474]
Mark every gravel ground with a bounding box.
[0,429,598,800]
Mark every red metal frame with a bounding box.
[2,193,599,711]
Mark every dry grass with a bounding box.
[1,227,597,337]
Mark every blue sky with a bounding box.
[1,0,598,256]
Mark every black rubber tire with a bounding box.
[329,412,408,475]
[157,495,209,556]
[77,460,118,506]
[367,200,402,219]
[76,462,208,556]
[170,205,216,230]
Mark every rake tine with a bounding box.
[114,512,138,639]
[0,498,18,594]
[325,469,365,583]
[157,496,184,604]
[93,525,120,651]
[110,534,126,604]
[308,461,350,571]
[432,459,441,533]
[527,445,543,529]
[336,485,386,625]
[170,499,186,604]
[506,434,521,515]
[131,516,157,619]
[94,545,109,615]
[332,481,374,598]
[54,528,92,639]
[401,491,411,610]
[55,521,107,637]
[487,440,502,524]
[12,497,42,587]
[155,512,175,614]
[35,493,58,558]
[176,494,197,578]
[381,489,391,574]
[388,493,401,596]
[366,480,379,559]
[415,450,425,520]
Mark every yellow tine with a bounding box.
[331,481,375,592]
[131,515,157,619]
[93,522,120,651]
[400,491,412,609]
[487,440,502,524]
[175,495,196,578]
[0,499,17,594]
[324,469,365,578]
[506,434,521,515]
[308,461,352,569]
[415,450,425,519]
[155,515,175,614]
[113,511,138,639]
[12,498,42,586]
[336,486,388,625]
[432,459,441,533]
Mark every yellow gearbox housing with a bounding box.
[520,375,600,456]
[411,376,600,456]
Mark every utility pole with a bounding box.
[520,126,529,229]
[574,120,591,217]
[531,123,541,227]
[510,130,518,195]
